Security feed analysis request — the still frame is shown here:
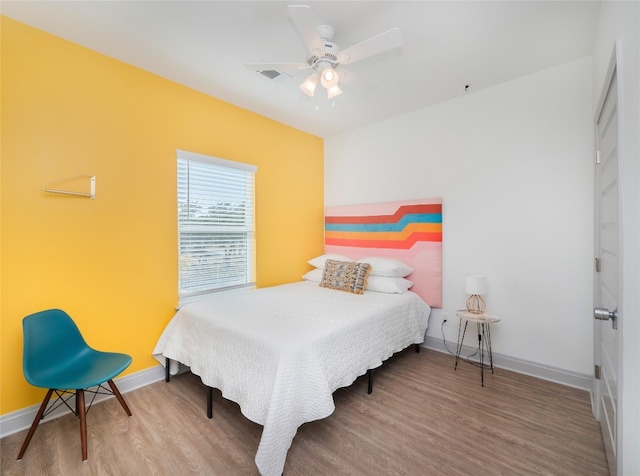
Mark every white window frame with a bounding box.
[177,149,257,306]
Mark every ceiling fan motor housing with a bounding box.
[308,39,340,72]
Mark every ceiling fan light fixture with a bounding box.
[299,73,318,97]
[320,67,339,88]
[247,6,405,104]
[327,84,342,99]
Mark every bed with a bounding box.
[152,198,442,475]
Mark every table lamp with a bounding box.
[465,274,487,314]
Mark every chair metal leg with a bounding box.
[77,389,88,461]
[207,386,213,419]
[107,380,132,416]
[17,388,54,460]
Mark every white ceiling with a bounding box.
[2,1,601,138]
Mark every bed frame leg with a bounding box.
[165,357,171,382]
[367,369,373,394]
[415,344,420,353]
[207,386,213,419]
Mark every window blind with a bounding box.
[177,150,257,299]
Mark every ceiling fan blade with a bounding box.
[288,5,325,57]
[245,63,310,72]
[337,27,403,65]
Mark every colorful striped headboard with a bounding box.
[324,198,443,307]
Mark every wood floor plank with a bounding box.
[1,348,608,475]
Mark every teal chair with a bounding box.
[17,309,132,461]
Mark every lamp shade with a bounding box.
[320,67,339,88]
[299,74,318,97]
[465,274,487,295]
[327,84,342,99]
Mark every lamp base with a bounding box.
[466,294,486,314]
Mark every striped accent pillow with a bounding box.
[320,259,371,294]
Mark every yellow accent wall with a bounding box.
[0,17,324,415]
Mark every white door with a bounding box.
[593,41,621,476]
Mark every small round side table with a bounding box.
[454,310,501,386]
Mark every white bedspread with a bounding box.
[153,281,430,475]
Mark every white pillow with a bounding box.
[308,254,353,269]
[357,257,413,277]
[366,276,414,294]
[302,268,323,282]
[304,269,412,294]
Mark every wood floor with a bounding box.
[1,348,608,475]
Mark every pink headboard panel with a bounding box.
[325,198,442,308]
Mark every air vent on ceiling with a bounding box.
[254,62,292,83]
[259,70,281,80]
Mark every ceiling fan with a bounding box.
[245,5,403,99]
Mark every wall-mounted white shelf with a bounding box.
[43,175,96,199]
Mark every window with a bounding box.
[177,150,257,303]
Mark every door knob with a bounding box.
[594,307,618,329]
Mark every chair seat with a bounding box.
[27,349,132,390]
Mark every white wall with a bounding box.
[592,2,640,474]
[325,57,594,376]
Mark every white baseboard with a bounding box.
[1,343,592,440]
[0,365,166,440]
[422,335,593,391]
